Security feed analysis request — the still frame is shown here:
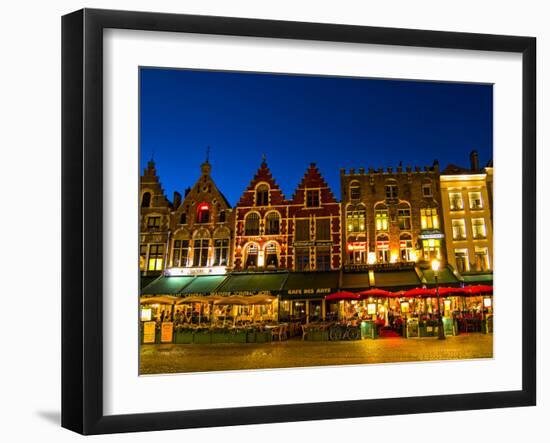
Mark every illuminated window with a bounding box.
[385,183,398,200]
[141,192,152,208]
[350,182,361,200]
[147,244,164,271]
[347,241,366,264]
[244,213,260,236]
[245,244,258,268]
[454,248,469,273]
[472,218,487,239]
[422,183,433,197]
[196,203,210,224]
[255,184,269,206]
[295,219,310,241]
[306,189,320,207]
[265,212,280,235]
[295,247,310,271]
[375,209,389,231]
[421,208,439,229]
[192,239,209,267]
[315,218,331,240]
[265,243,279,268]
[452,219,467,240]
[347,206,366,233]
[172,240,189,267]
[469,192,483,210]
[139,244,147,271]
[179,213,187,225]
[376,235,389,263]
[422,238,441,261]
[449,192,464,211]
[474,246,490,271]
[316,247,331,271]
[213,238,229,266]
[397,207,411,230]
[146,216,161,230]
[400,234,413,261]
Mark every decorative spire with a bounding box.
[201,146,212,176]
[261,153,267,165]
[206,146,210,163]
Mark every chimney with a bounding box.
[470,150,479,171]
[173,191,182,209]
[184,187,191,197]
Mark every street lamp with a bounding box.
[431,259,445,340]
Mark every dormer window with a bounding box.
[197,203,210,224]
[218,210,226,223]
[256,184,269,206]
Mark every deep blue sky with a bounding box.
[140,68,492,204]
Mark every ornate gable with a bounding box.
[236,159,286,207]
[290,162,338,205]
[140,160,171,209]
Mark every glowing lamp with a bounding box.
[367,252,377,264]
[431,259,440,272]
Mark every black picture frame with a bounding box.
[62,8,536,435]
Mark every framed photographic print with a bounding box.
[61,8,536,435]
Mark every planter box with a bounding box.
[230,330,247,343]
[246,330,257,343]
[175,330,194,344]
[211,331,230,344]
[307,329,329,341]
[193,331,212,344]
[255,330,271,343]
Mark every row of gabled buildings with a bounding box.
[140,152,493,296]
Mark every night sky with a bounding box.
[140,68,493,204]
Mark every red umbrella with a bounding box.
[437,287,472,296]
[326,291,361,301]
[358,288,395,298]
[467,285,493,295]
[402,287,434,298]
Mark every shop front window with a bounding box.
[192,239,209,267]
[265,243,279,268]
[213,238,229,266]
[454,248,470,273]
[421,208,439,229]
[245,244,258,268]
[400,235,413,261]
[376,236,389,263]
[295,247,310,271]
[172,239,189,267]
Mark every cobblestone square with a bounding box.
[140,333,493,374]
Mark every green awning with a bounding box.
[462,273,493,283]
[281,272,339,299]
[421,267,461,286]
[214,272,288,295]
[180,275,228,294]
[140,276,194,295]
[140,275,159,291]
[373,270,421,289]
[341,272,370,290]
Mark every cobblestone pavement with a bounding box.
[140,333,493,374]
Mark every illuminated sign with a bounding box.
[198,203,209,211]
[418,229,445,239]
[143,321,156,343]
[165,266,227,276]
[483,297,492,308]
[367,303,376,315]
[140,308,152,321]
[287,288,332,295]
[347,242,366,251]
[161,322,174,343]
